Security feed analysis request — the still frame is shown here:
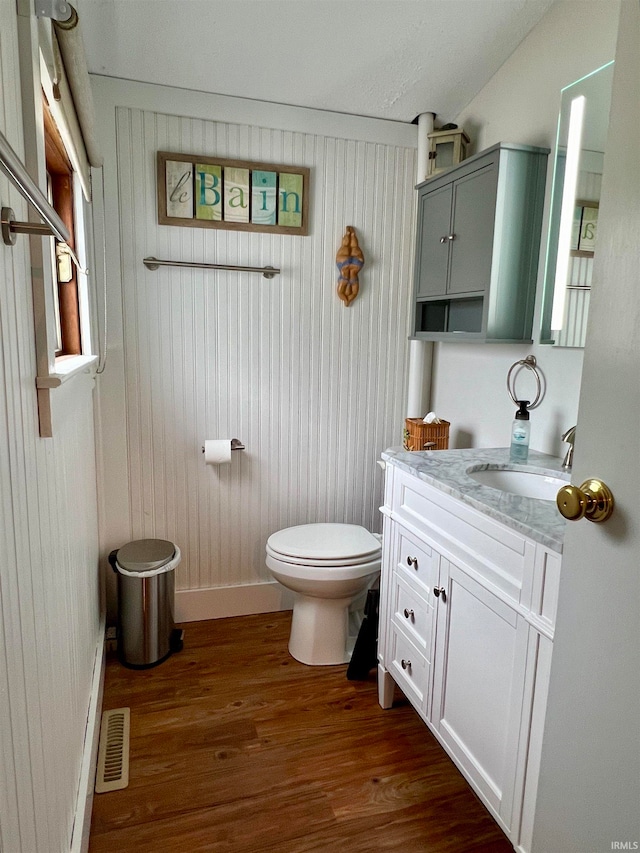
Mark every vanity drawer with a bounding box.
[396,524,439,596]
[388,627,429,711]
[392,467,535,605]
[391,572,434,657]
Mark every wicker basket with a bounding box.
[403,418,450,451]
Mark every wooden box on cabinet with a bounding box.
[412,142,549,343]
[426,127,470,178]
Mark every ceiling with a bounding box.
[77,0,557,124]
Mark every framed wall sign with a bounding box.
[157,151,310,235]
[570,201,598,256]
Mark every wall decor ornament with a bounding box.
[157,151,310,235]
[571,201,598,255]
[336,226,364,307]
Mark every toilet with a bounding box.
[266,523,382,666]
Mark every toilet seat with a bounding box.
[267,523,380,565]
[266,552,381,582]
[266,543,379,568]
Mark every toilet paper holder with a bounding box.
[201,439,245,453]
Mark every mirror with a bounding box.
[540,61,614,347]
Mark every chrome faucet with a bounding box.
[562,425,576,471]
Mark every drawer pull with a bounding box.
[406,556,418,569]
[403,608,414,620]
[401,658,412,670]
[434,586,447,603]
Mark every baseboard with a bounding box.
[175,581,293,622]
[70,613,106,853]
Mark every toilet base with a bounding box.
[289,594,352,665]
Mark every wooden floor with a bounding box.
[89,612,512,852]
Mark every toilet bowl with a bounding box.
[266,523,381,665]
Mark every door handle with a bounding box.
[556,479,614,523]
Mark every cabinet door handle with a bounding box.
[439,234,456,244]
[448,233,456,241]
[439,236,448,244]
[403,608,414,620]
[433,586,447,602]
[401,658,411,670]
[407,556,418,568]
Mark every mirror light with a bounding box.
[551,95,586,331]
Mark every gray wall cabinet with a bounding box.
[412,142,549,343]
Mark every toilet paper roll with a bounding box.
[204,439,232,465]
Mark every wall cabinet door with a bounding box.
[415,164,497,299]
[447,164,497,294]
[415,183,453,298]
[431,558,529,834]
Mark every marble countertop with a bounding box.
[382,446,569,553]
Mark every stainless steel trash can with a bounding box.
[109,539,183,668]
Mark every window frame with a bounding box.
[43,93,81,357]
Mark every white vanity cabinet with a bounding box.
[378,461,562,852]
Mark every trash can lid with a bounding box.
[117,539,176,572]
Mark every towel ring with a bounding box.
[507,355,542,409]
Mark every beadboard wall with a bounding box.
[0,5,101,851]
[93,78,417,620]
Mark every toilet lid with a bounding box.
[267,524,380,562]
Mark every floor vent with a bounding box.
[95,708,130,793]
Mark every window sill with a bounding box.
[36,354,98,388]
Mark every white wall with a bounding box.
[431,0,620,455]
[0,3,101,851]
[92,79,417,620]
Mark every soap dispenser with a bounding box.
[510,400,530,463]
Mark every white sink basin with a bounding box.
[466,466,568,501]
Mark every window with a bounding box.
[43,94,81,356]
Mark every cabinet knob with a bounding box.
[401,658,411,670]
[439,236,448,244]
[407,556,418,568]
[556,479,614,523]
[439,234,456,244]
[433,586,447,602]
[403,608,414,620]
